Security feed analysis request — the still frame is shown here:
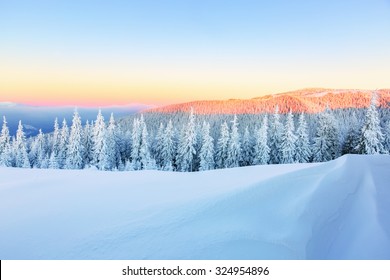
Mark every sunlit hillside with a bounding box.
[146,88,390,114]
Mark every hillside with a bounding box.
[0,154,389,259]
[145,88,390,114]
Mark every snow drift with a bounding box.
[0,154,389,260]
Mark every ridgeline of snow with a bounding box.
[0,155,389,260]
[145,88,390,114]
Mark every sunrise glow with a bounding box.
[1,0,389,106]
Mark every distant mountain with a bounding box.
[145,88,390,115]
[0,103,154,136]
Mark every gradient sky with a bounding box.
[1,0,390,106]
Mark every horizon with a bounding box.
[1,0,390,106]
[1,87,389,108]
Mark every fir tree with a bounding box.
[31,129,47,168]
[199,121,215,171]
[341,111,360,155]
[357,93,385,154]
[226,115,242,168]
[66,110,84,169]
[0,116,12,166]
[252,115,270,165]
[50,118,61,167]
[92,110,106,169]
[0,142,13,167]
[295,113,312,162]
[14,121,30,168]
[280,111,297,164]
[115,123,128,168]
[101,113,119,171]
[313,108,340,162]
[131,117,142,170]
[215,121,230,169]
[269,107,283,164]
[40,154,50,169]
[161,120,176,171]
[154,123,165,169]
[139,123,153,169]
[176,108,197,172]
[241,126,253,166]
[0,116,11,157]
[83,120,93,167]
[124,159,133,171]
[49,151,59,169]
[383,121,390,154]
[58,119,69,168]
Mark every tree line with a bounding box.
[0,94,389,172]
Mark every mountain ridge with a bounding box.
[144,88,390,114]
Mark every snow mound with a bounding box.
[0,155,389,259]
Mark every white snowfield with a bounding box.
[0,154,389,260]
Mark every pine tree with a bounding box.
[383,121,390,154]
[0,116,10,154]
[226,115,242,168]
[115,123,128,168]
[0,142,13,167]
[101,113,118,170]
[241,126,253,166]
[0,116,11,165]
[66,110,84,169]
[139,122,156,169]
[161,120,176,171]
[31,129,47,168]
[50,118,61,167]
[14,121,30,168]
[92,110,106,169]
[269,108,283,164]
[280,111,297,164]
[295,113,312,163]
[176,108,197,172]
[313,108,340,162]
[124,159,133,171]
[58,119,69,168]
[0,117,12,167]
[193,123,203,171]
[357,93,385,154]
[199,121,215,171]
[49,151,59,169]
[40,154,50,169]
[215,121,230,169]
[21,150,31,168]
[131,117,142,170]
[252,115,270,165]
[154,123,165,169]
[83,120,94,167]
[341,111,360,155]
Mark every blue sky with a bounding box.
[1,0,389,105]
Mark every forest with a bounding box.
[0,94,389,172]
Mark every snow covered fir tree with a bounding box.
[0,92,389,172]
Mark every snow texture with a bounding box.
[0,155,389,260]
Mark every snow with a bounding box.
[0,155,389,260]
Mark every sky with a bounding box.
[0,0,389,106]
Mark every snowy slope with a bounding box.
[144,88,390,114]
[0,155,389,260]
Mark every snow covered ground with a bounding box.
[0,154,389,260]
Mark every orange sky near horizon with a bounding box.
[1,57,389,107]
[1,1,389,107]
